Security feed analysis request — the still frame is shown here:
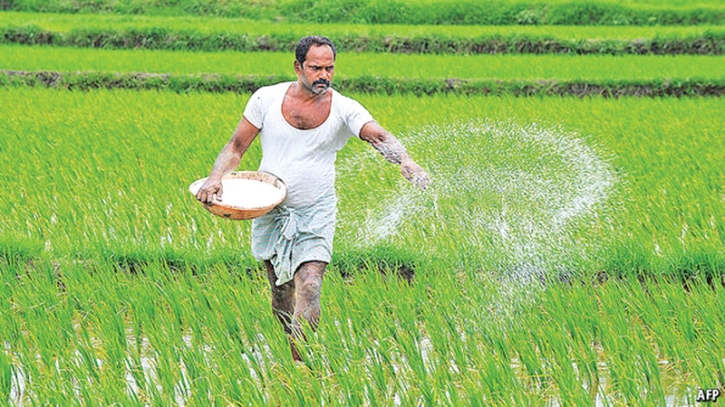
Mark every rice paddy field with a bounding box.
[2,3,724,406]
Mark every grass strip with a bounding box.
[3,24,724,55]
[3,70,724,97]
[5,0,725,26]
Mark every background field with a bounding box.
[5,11,725,38]
[2,1,724,406]
[4,12,725,56]
[5,44,725,81]
[5,0,725,25]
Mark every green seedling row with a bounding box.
[4,44,725,81]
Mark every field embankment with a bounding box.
[5,69,724,97]
[3,25,725,55]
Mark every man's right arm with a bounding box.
[195,117,260,205]
[359,121,430,191]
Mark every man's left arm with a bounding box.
[360,121,430,190]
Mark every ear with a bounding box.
[294,60,302,75]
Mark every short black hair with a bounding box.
[295,36,337,65]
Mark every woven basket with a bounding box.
[189,171,286,220]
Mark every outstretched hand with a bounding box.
[401,158,430,190]
[196,177,223,206]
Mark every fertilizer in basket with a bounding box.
[219,178,284,208]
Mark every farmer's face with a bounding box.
[295,45,335,95]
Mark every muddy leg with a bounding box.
[293,261,326,329]
[264,260,299,360]
[291,261,327,360]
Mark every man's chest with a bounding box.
[281,97,332,130]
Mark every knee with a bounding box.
[299,277,322,299]
[296,272,323,306]
[294,261,326,304]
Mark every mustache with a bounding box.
[313,79,330,87]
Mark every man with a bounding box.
[195,36,430,361]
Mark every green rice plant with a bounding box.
[0,348,12,404]
[594,279,672,404]
[648,279,725,390]
[533,284,601,400]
